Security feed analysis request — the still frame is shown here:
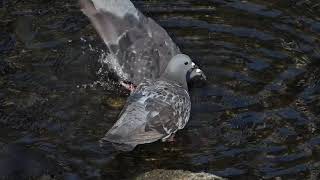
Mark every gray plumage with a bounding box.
[79,0,206,151]
[101,54,205,151]
[80,0,181,84]
[102,80,190,151]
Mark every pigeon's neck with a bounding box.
[161,72,188,90]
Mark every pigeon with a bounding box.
[80,0,181,90]
[100,54,206,151]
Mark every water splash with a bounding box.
[97,51,129,82]
[77,37,130,91]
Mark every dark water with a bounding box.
[1,0,320,179]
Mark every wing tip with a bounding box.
[88,0,139,19]
[79,0,97,16]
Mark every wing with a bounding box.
[101,80,190,148]
[80,0,181,84]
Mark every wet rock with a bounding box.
[135,169,226,180]
[102,96,126,110]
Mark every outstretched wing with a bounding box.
[80,0,181,84]
[101,80,190,149]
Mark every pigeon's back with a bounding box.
[80,0,181,84]
[101,80,191,151]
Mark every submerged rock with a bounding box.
[102,96,126,110]
[135,169,226,180]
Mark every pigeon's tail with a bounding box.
[99,138,136,152]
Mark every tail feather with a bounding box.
[99,120,164,151]
[99,138,137,152]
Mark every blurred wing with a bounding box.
[101,81,190,146]
[80,0,180,84]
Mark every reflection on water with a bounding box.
[0,0,319,179]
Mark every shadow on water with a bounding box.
[0,0,320,179]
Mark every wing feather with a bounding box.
[101,80,191,148]
[80,0,181,84]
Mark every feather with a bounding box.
[80,0,180,84]
[101,80,191,151]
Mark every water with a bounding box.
[1,0,320,179]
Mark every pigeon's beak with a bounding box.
[187,62,207,82]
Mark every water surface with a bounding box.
[0,0,320,179]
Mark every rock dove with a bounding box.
[100,54,206,151]
[80,0,181,89]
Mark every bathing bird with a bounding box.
[101,54,205,151]
[80,0,206,151]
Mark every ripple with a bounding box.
[0,0,320,179]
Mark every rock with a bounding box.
[135,169,227,180]
[102,96,126,110]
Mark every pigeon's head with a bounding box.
[162,54,206,90]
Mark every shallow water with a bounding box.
[0,0,320,179]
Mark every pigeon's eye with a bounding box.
[184,62,189,65]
